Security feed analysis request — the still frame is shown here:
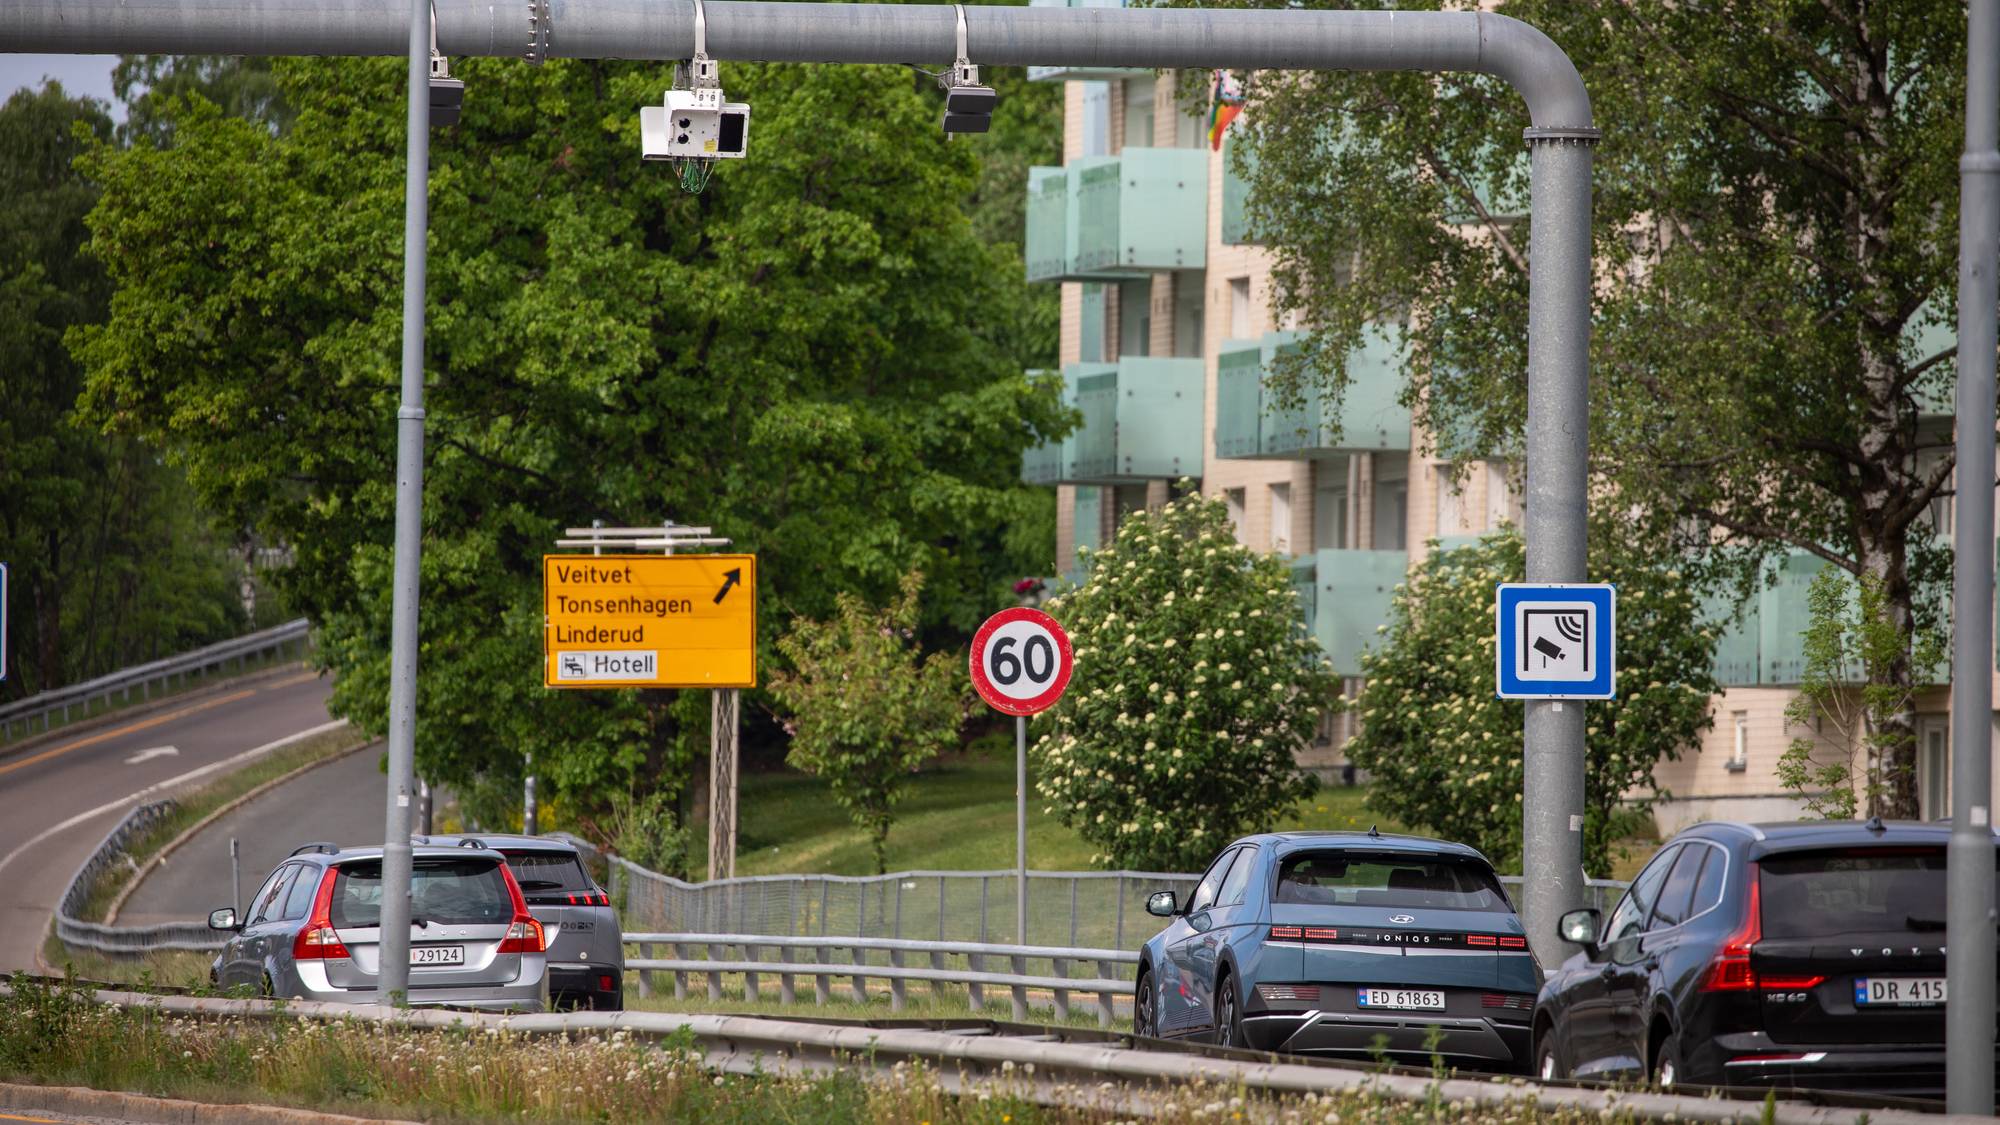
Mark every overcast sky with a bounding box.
[1,54,124,121]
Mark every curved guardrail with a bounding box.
[0,618,312,742]
[53,800,229,956]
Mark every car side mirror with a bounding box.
[208,907,240,932]
[1146,891,1179,918]
[1559,908,1600,956]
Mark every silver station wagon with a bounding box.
[209,840,549,1010]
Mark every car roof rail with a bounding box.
[289,841,342,856]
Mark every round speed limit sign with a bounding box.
[969,607,1074,716]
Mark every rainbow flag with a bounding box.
[1207,69,1245,151]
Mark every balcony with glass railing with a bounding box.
[1024,148,1209,283]
[1212,327,1411,462]
[1291,549,1408,676]
[1020,358,1205,485]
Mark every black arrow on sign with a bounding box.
[713,568,742,605]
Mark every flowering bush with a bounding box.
[1032,491,1335,871]
[770,570,967,873]
[1347,526,1718,874]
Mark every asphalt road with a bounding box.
[115,742,386,927]
[0,668,335,972]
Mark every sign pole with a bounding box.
[710,688,739,881]
[1016,713,1027,945]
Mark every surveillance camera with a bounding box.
[641,88,750,161]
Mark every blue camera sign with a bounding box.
[1494,583,1615,700]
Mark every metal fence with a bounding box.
[608,855,1630,952]
[625,932,1137,1025]
[55,799,228,956]
[0,618,312,742]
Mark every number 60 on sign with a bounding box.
[969,607,1073,716]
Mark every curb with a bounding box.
[0,663,315,763]
[104,735,378,924]
[0,1080,421,1125]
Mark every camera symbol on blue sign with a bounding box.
[1494,583,1616,700]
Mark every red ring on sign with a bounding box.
[969,606,1074,716]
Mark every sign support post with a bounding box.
[1016,713,1027,944]
[710,687,739,881]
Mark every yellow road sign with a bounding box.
[543,554,756,688]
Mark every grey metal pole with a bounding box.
[229,837,241,918]
[1519,128,1598,968]
[523,765,538,835]
[1948,1,2000,1112]
[376,0,431,1009]
[1016,713,1028,945]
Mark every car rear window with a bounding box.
[330,858,515,927]
[503,850,592,892]
[1759,848,1951,939]
[1275,851,1510,911]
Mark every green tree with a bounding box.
[1223,0,1964,818]
[1032,490,1335,871]
[1347,526,1718,874]
[769,570,967,873]
[0,83,245,700]
[71,58,1064,826]
[1776,568,1946,820]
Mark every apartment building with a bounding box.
[1015,51,1986,830]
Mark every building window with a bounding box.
[1484,461,1523,530]
[1228,277,1252,340]
[1313,459,1348,551]
[1225,488,1248,546]
[1121,78,1155,150]
[1270,483,1292,554]
[1727,712,1748,772]
[1433,464,1465,540]
[1371,454,1408,551]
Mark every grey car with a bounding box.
[418,834,625,1010]
[207,841,549,1011]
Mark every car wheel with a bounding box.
[1213,971,1244,1049]
[1133,969,1157,1039]
[1534,1028,1564,1082]
[1652,1032,1682,1089]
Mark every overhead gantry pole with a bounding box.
[4,0,1599,970]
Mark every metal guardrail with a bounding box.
[0,617,312,741]
[54,800,229,956]
[624,931,1139,1026]
[2,983,1959,1124]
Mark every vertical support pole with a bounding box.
[522,755,537,835]
[709,688,738,881]
[1015,714,1028,945]
[1950,1,2000,1112]
[377,0,432,1009]
[229,837,241,918]
[1518,124,1599,969]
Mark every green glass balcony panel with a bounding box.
[1907,303,1954,418]
[1024,167,1069,283]
[1220,138,1256,245]
[1704,593,1761,688]
[1021,427,1064,486]
[1213,340,1264,460]
[1025,0,1154,81]
[1758,551,1836,685]
[1074,485,1104,554]
[1290,553,1318,637]
[1308,549,1407,676]
[1114,356,1205,479]
[1072,148,1209,275]
[1257,327,1411,457]
[1064,363,1121,481]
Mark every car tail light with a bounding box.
[1701,862,1761,991]
[1760,974,1825,990]
[1481,993,1534,1010]
[1255,984,1321,1002]
[599,974,615,992]
[564,891,611,907]
[1467,934,1497,947]
[1498,936,1527,949]
[291,869,349,961]
[496,862,545,954]
[1270,926,1302,940]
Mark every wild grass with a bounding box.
[0,975,1645,1124]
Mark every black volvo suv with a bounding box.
[1533,820,1990,1099]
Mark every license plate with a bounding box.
[410,945,465,967]
[1854,976,1945,1006]
[1358,988,1445,1010]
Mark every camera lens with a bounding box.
[678,118,692,128]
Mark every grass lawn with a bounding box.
[689,725,1397,878]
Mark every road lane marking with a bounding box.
[125,746,180,765]
[0,691,255,779]
[0,720,350,885]
[0,1113,64,1123]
